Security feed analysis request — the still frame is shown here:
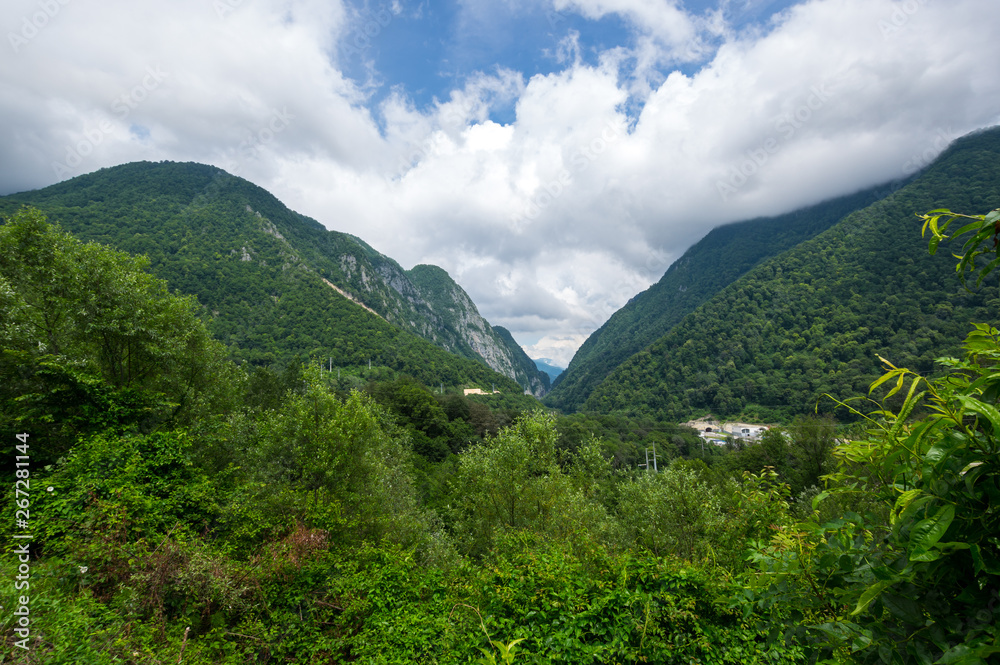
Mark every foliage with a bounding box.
[617,462,791,572]
[921,206,1000,289]
[451,411,613,557]
[580,128,1000,421]
[747,207,1000,664]
[0,163,548,392]
[722,417,837,496]
[546,181,908,413]
[470,530,802,664]
[222,365,442,554]
[8,155,1000,664]
[0,207,239,465]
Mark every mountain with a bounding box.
[581,127,1000,422]
[532,358,565,383]
[405,265,549,395]
[544,180,910,413]
[0,161,548,394]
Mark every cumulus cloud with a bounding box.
[2,0,999,365]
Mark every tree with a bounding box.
[451,411,608,556]
[749,209,1000,664]
[0,207,239,464]
[787,415,836,493]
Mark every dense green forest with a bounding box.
[3,189,1000,663]
[545,180,908,413]
[581,128,1000,422]
[0,162,549,394]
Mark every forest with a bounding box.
[551,128,1000,422]
[2,198,999,664]
[545,181,905,414]
[0,161,548,395]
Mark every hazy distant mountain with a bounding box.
[532,358,565,383]
[580,127,1000,421]
[0,161,549,394]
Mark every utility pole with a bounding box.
[642,445,658,472]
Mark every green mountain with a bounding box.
[582,127,1000,421]
[0,161,546,393]
[544,180,908,412]
[405,264,549,395]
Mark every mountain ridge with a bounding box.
[582,127,1000,421]
[0,161,549,394]
[544,179,914,412]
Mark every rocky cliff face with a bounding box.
[404,265,550,397]
[232,186,551,396]
[0,161,550,395]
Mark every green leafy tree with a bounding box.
[224,365,437,552]
[0,207,239,464]
[452,411,610,556]
[749,209,1000,664]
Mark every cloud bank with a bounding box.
[2,0,999,366]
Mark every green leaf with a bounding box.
[969,543,1000,575]
[936,644,976,665]
[909,504,955,560]
[852,580,892,616]
[893,495,935,539]
[892,489,924,526]
[881,593,924,626]
[811,489,832,512]
[956,396,1000,437]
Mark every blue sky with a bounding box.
[339,1,635,119]
[340,0,801,123]
[2,0,999,365]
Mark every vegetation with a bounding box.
[2,141,999,662]
[583,128,1000,422]
[0,206,804,662]
[0,162,549,393]
[545,180,906,413]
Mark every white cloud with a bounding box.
[2,0,1000,365]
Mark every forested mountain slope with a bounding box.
[0,162,536,393]
[406,264,549,395]
[545,180,907,412]
[0,162,548,393]
[585,127,1000,421]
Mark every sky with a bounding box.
[2,0,999,367]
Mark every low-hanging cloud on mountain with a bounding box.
[2,0,998,366]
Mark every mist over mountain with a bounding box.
[532,358,566,383]
[572,127,1000,421]
[544,179,913,413]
